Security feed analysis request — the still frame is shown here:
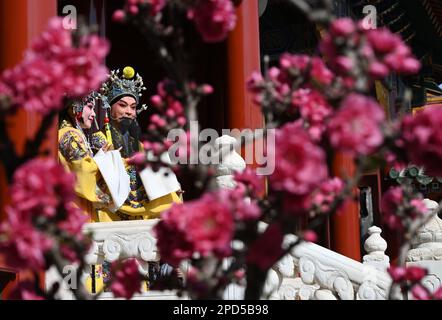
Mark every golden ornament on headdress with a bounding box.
[123,66,135,79]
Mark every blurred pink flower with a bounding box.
[280,53,310,72]
[116,0,166,18]
[0,158,88,269]
[60,35,109,97]
[188,0,236,43]
[303,230,318,243]
[217,186,262,221]
[411,284,431,300]
[247,223,284,271]
[0,80,12,98]
[110,259,142,299]
[401,107,442,177]
[155,192,235,266]
[410,199,428,218]
[311,177,345,212]
[365,29,421,75]
[406,266,428,282]
[330,18,356,37]
[1,59,65,114]
[328,93,385,155]
[282,193,312,216]
[433,287,442,300]
[186,194,234,256]
[0,209,53,270]
[321,23,420,82]
[57,202,89,236]
[10,158,77,220]
[335,56,354,73]
[387,266,407,282]
[0,17,109,114]
[201,84,214,95]
[246,71,265,94]
[234,167,265,196]
[149,0,167,16]
[154,205,195,266]
[291,88,332,141]
[270,122,328,195]
[8,281,45,300]
[59,244,80,263]
[381,187,404,230]
[127,152,147,166]
[368,60,389,79]
[112,9,126,22]
[310,57,334,86]
[366,28,401,54]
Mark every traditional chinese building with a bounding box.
[1,0,442,299]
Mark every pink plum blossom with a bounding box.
[155,192,235,266]
[328,93,385,155]
[8,281,45,300]
[247,223,284,271]
[401,107,442,177]
[270,122,328,195]
[291,88,332,141]
[234,168,265,196]
[0,209,53,270]
[110,259,142,299]
[330,18,356,37]
[188,0,236,43]
[411,285,431,300]
[0,17,109,114]
[0,158,88,269]
[310,57,334,86]
[311,177,345,212]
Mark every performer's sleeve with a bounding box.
[90,131,109,153]
[58,131,111,205]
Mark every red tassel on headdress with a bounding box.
[76,112,83,121]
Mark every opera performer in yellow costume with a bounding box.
[58,92,113,221]
[91,66,182,222]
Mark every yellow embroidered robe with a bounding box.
[90,128,181,222]
[58,122,112,221]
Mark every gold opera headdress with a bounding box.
[99,66,148,115]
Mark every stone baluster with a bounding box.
[214,135,246,189]
[214,135,247,299]
[363,226,390,271]
[406,199,442,295]
[79,219,173,298]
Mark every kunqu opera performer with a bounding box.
[91,67,182,222]
[58,93,114,221]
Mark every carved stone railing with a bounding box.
[83,219,159,272]
[269,226,392,300]
[406,199,442,295]
[217,135,393,300]
[47,135,398,300]
[45,219,182,300]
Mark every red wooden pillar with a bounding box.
[226,1,263,132]
[0,0,57,298]
[330,153,361,261]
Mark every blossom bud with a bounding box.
[330,18,356,37]
[400,57,421,74]
[201,84,214,95]
[128,152,146,166]
[151,95,163,108]
[303,230,318,243]
[177,117,186,126]
[369,61,389,79]
[166,109,176,118]
[112,10,126,23]
[128,5,139,15]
